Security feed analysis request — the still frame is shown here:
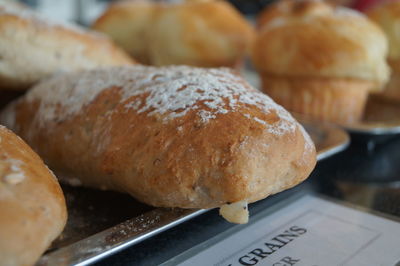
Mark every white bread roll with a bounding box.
[0,125,67,266]
[0,1,134,90]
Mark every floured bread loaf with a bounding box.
[0,1,134,90]
[0,125,67,266]
[1,65,316,223]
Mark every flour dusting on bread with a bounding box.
[0,157,25,185]
[3,171,25,185]
[0,126,26,185]
[26,66,299,137]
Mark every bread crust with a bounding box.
[1,65,316,209]
[93,0,155,65]
[252,0,389,89]
[0,126,67,266]
[0,2,134,90]
[93,0,254,68]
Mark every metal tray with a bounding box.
[300,118,350,161]
[37,121,349,266]
[342,96,400,135]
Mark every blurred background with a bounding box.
[17,0,273,26]
[15,0,369,26]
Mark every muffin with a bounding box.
[93,0,255,68]
[253,0,390,124]
[367,1,400,102]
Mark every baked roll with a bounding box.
[93,0,255,68]
[367,1,400,102]
[1,65,316,224]
[253,0,390,124]
[0,125,67,266]
[0,1,134,90]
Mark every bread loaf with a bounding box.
[1,65,316,223]
[0,125,67,266]
[93,0,254,68]
[0,1,134,90]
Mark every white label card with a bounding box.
[174,195,400,266]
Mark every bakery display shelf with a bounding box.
[341,95,400,135]
[37,121,348,266]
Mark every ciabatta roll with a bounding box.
[1,65,316,223]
